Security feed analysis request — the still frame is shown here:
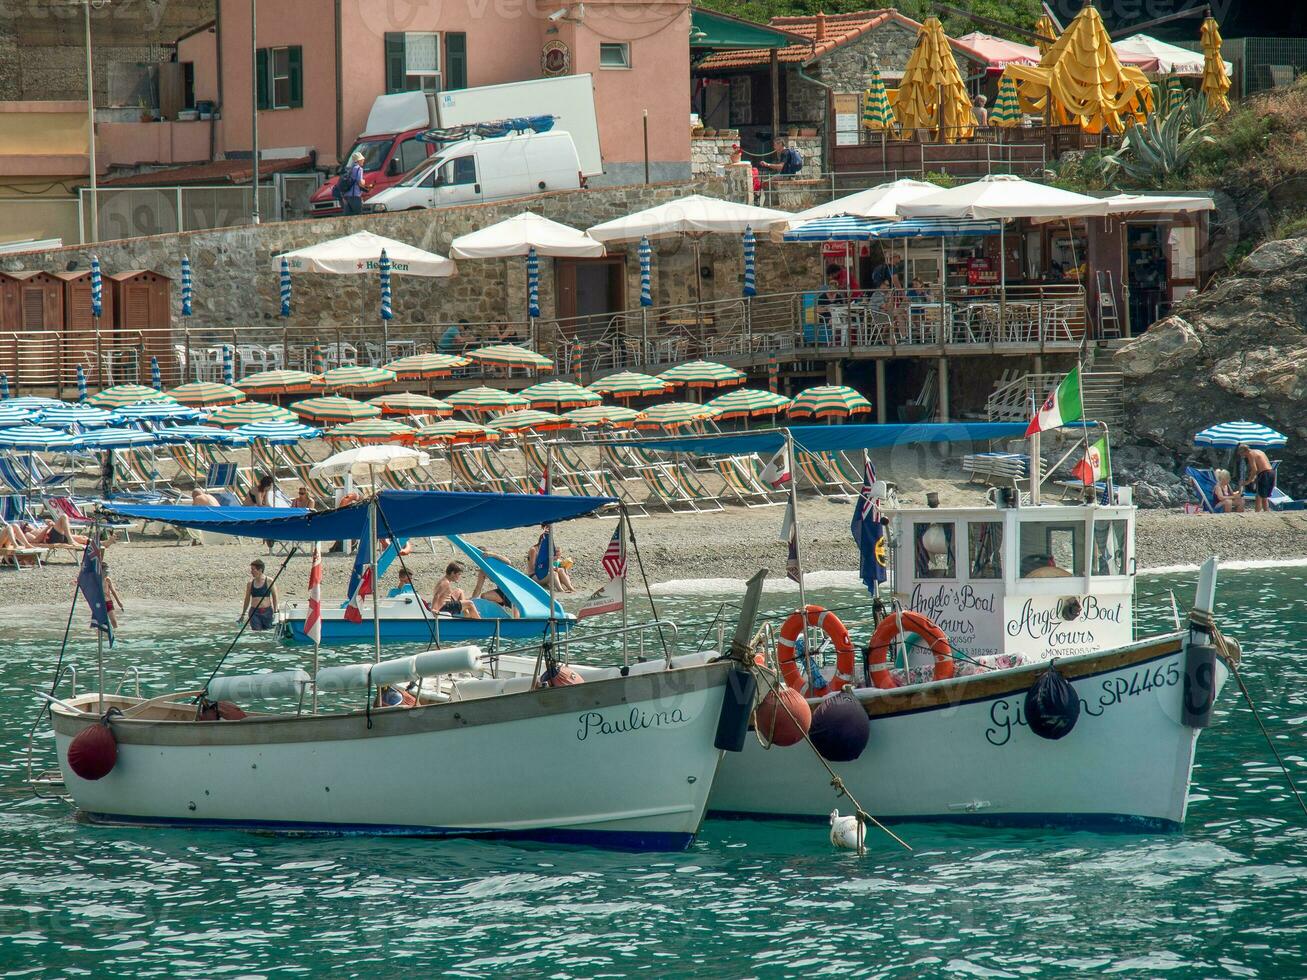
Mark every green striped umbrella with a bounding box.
[991,75,1021,128]
[290,395,382,423]
[415,419,501,444]
[520,380,602,410]
[489,409,572,433]
[465,344,553,371]
[563,405,644,428]
[236,369,320,395]
[446,386,530,415]
[88,384,178,409]
[634,401,721,430]
[703,387,792,420]
[788,385,873,420]
[167,381,246,407]
[384,352,471,379]
[318,365,396,390]
[367,392,453,416]
[1164,73,1186,113]
[657,360,746,390]
[861,66,895,132]
[208,400,297,427]
[588,371,669,399]
[325,417,415,443]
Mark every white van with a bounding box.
[367,130,583,212]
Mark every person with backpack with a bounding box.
[333,151,369,215]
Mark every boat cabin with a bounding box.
[887,498,1135,662]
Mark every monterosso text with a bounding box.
[577,706,689,741]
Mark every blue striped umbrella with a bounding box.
[526,246,541,319]
[154,424,251,446]
[742,226,757,298]
[76,363,87,403]
[379,249,393,321]
[235,420,322,444]
[0,405,36,428]
[5,395,61,409]
[280,256,292,318]
[77,428,159,449]
[150,355,162,391]
[1194,421,1288,449]
[638,236,653,307]
[0,425,78,451]
[90,255,103,319]
[111,403,203,424]
[0,373,8,399]
[38,404,112,429]
[181,255,194,317]
[223,345,234,385]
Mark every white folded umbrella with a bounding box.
[450,212,606,258]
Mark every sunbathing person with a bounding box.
[192,488,221,507]
[1213,468,1245,513]
[26,513,87,547]
[431,561,480,619]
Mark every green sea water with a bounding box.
[2,565,1306,978]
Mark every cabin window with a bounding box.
[1093,519,1129,576]
[1019,521,1084,578]
[967,522,1002,579]
[914,522,955,579]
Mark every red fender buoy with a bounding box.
[67,722,117,781]
[754,687,811,747]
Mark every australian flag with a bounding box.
[77,538,114,645]
[851,459,888,594]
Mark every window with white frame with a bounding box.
[599,43,630,68]
[271,47,292,109]
[405,32,441,93]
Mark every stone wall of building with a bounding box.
[0,178,819,337]
[691,136,821,181]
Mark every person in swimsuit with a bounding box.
[430,561,480,619]
[101,559,124,629]
[472,552,519,619]
[241,559,279,631]
[1213,468,1245,513]
[26,513,86,547]
[192,488,220,507]
[387,568,420,599]
[1237,443,1276,512]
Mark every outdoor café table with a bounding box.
[385,339,418,359]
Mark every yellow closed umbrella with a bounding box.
[894,17,975,143]
[1201,16,1231,114]
[1034,14,1057,56]
[1004,5,1153,134]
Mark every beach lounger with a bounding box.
[480,447,536,494]
[1186,464,1298,512]
[714,456,777,508]
[795,450,850,497]
[46,495,135,540]
[0,543,47,570]
[961,453,1029,487]
[0,455,72,497]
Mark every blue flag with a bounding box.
[347,535,407,601]
[77,538,114,645]
[851,459,888,593]
[533,529,553,583]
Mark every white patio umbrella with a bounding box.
[1112,34,1230,77]
[774,178,939,235]
[448,212,606,259]
[587,194,790,307]
[310,444,431,481]
[274,230,457,277]
[1099,194,1215,216]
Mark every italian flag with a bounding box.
[1026,366,1083,436]
[1071,435,1111,486]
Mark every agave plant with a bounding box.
[1102,100,1216,186]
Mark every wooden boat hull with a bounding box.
[51,663,730,851]
[710,635,1228,831]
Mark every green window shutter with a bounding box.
[287,46,303,108]
[255,47,270,111]
[384,33,406,94]
[445,33,467,91]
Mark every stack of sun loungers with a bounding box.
[962,452,1029,487]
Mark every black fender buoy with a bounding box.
[809,690,869,762]
[67,719,118,781]
[715,667,758,752]
[1182,643,1218,728]
[1025,663,1081,740]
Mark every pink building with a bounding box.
[179,0,691,184]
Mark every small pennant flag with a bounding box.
[1072,435,1112,503]
[759,447,791,489]
[343,564,374,624]
[780,499,801,584]
[1026,366,1083,437]
[578,578,624,620]
[304,544,324,645]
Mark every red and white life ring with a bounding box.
[866,610,955,690]
[777,605,856,698]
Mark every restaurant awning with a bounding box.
[690,8,807,49]
[783,216,1001,242]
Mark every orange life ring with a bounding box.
[777,605,856,698]
[867,611,955,690]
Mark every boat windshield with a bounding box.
[1019,521,1085,578]
[1092,519,1129,576]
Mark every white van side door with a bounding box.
[434,155,482,206]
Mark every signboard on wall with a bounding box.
[833,93,860,146]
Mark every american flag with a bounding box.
[304,545,323,645]
[601,523,627,580]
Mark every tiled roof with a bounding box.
[694,8,978,72]
[100,156,314,188]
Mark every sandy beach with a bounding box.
[5,485,1306,612]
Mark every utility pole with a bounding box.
[251,0,261,224]
[84,0,99,243]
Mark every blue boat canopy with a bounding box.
[108,490,614,542]
[783,217,1002,242]
[640,422,1027,457]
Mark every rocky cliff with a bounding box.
[1113,237,1307,486]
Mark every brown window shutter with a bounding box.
[125,285,150,327]
[22,288,43,329]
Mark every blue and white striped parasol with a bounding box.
[280,256,292,318]
[154,424,251,446]
[742,226,756,298]
[90,255,103,319]
[38,403,112,429]
[223,345,234,385]
[235,420,322,444]
[379,249,393,321]
[76,363,87,403]
[4,395,61,409]
[1194,420,1288,449]
[181,255,194,317]
[639,236,652,308]
[0,424,78,451]
[77,428,159,449]
[0,405,36,428]
[526,246,541,319]
[111,402,203,424]
[150,355,162,391]
[0,373,9,399]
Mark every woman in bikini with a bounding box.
[240,558,279,631]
